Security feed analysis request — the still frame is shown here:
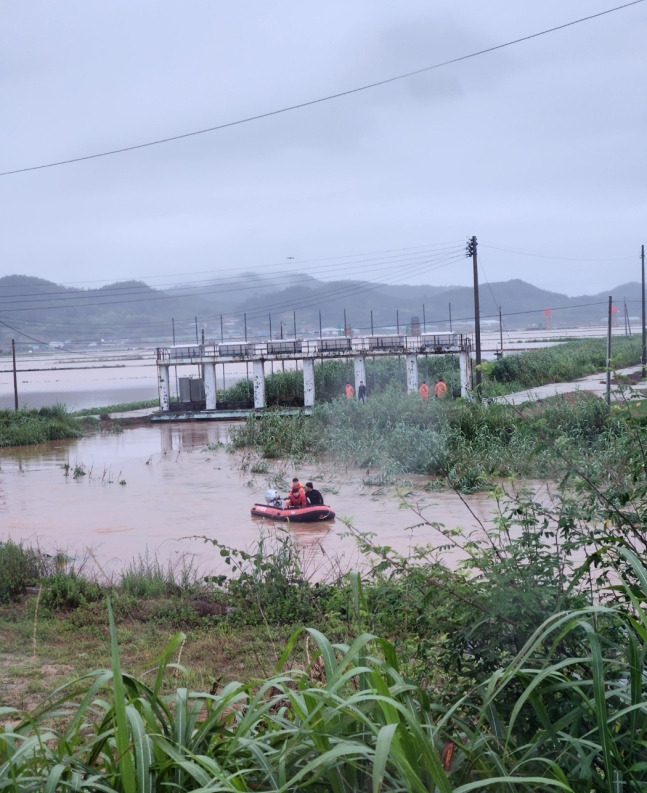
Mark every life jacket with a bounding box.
[288,487,306,508]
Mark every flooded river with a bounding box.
[0,422,523,582]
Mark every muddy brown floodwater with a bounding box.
[0,423,545,582]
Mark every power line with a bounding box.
[480,243,636,263]
[1,0,643,177]
[0,243,464,303]
[1,252,466,345]
[0,242,463,289]
[0,251,466,329]
[2,298,618,353]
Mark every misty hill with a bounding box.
[0,273,642,350]
[0,275,216,348]
[235,276,642,333]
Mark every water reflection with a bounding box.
[159,422,232,453]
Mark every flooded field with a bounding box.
[0,422,533,581]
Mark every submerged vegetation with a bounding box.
[230,389,635,488]
[0,403,83,447]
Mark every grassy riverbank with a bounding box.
[4,447,647,790]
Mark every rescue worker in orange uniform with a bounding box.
[291,477,305,499]
[344,382,354,399]
[286,483,307,509]
[434,378,448,399]
[419,381,429,403]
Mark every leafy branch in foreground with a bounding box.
[4,550,647,791]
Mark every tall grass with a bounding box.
[0,404,83,447]
[221,357,462,407]
[4,550,647,791]
[0,540,47,602]
[485,336,642,392]
[230,389,624,487]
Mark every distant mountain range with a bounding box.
[0,273,641,351]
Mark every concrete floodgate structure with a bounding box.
[153,333,472,421]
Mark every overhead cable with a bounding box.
[1,0,643,177]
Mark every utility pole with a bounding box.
[12,339,18,410]
[499,307,503,356]
[606,296,612,407]
[467,236,481,393]
[171,318,178,399]
[642,244,646,379]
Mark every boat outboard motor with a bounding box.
[265,489,282,507]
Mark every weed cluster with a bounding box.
[230,388,629,487]
[0,404,83,447]
[0,540,46,602]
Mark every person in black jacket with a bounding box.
[305,481,324,506]
[358,381,367,403]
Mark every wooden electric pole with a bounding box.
[642,244,645,379]
[467,236,481,392]
[12,339,18,410]
[606,296,612,407]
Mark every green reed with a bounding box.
[5,548,647,791]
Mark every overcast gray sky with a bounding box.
[2,0,645,297]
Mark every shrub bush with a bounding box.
[0,540,45,602]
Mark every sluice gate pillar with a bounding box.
[158,364,170,411]
[303,359,315,408]
[204,362,217,410]
[253,361,265,409]
[405,354,418,395]
[459,351,471,398]
[353,356,366,395]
